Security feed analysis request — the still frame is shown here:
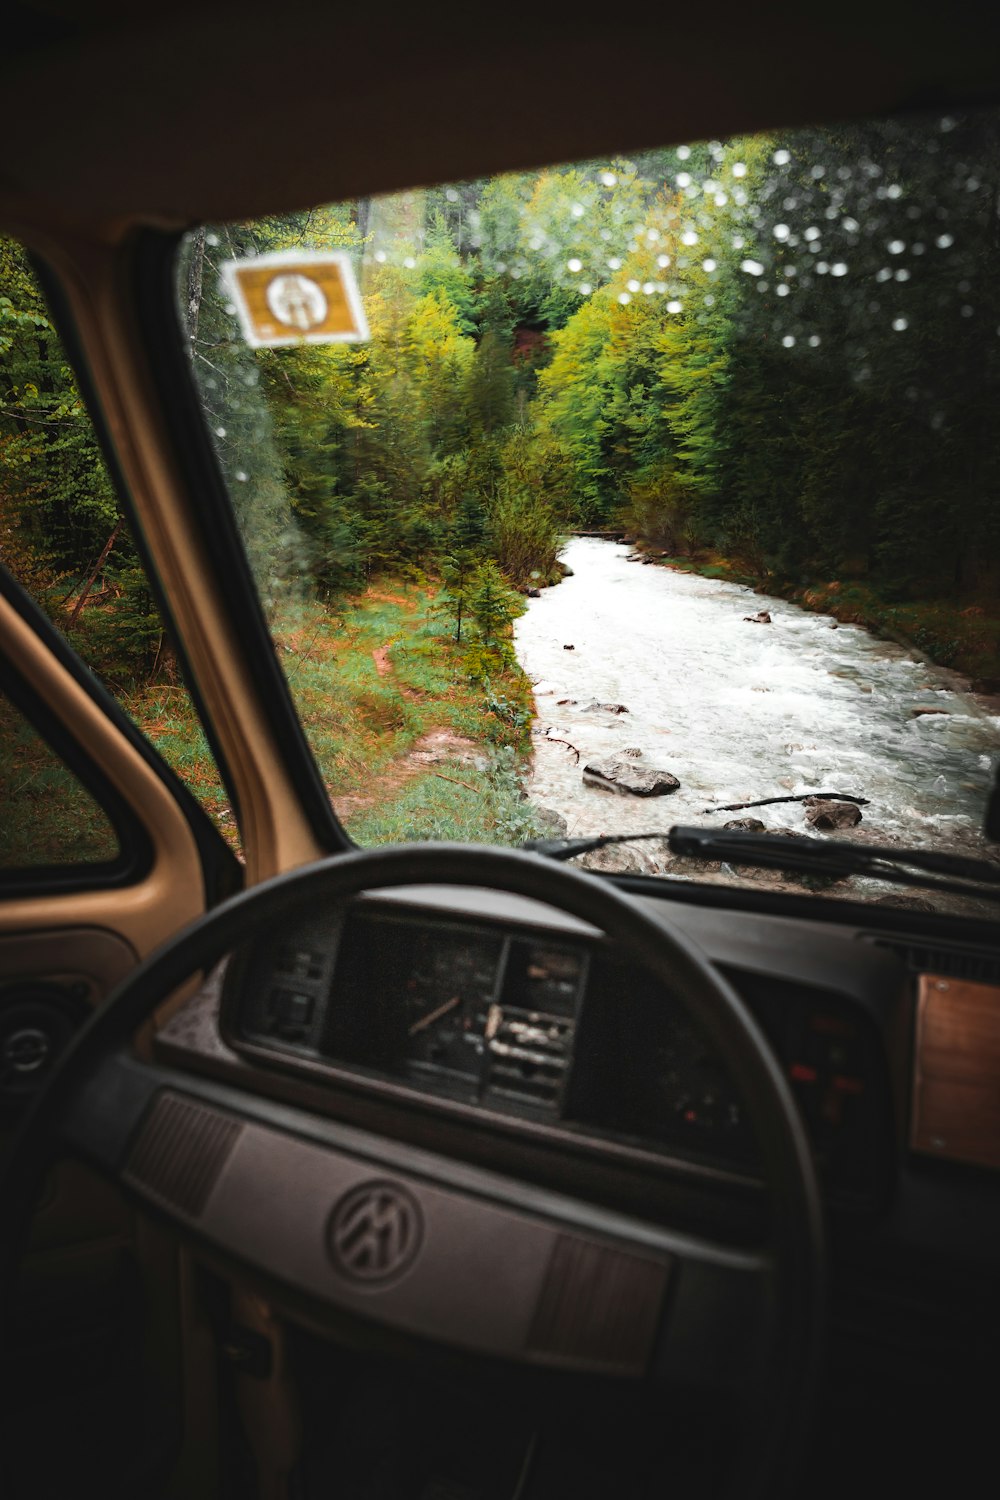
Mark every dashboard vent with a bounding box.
[869,936,1000,987]
[125,1092,242,1218]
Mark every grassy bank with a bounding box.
[650,549,1000,690]
[126,580,541,852]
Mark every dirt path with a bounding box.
[332,728,484,818]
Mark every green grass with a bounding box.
[345,747,544,847]
[122,578,538,852]
[0,695,120,868]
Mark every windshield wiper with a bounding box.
[523,826,1000,902]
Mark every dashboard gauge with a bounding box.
[402,930,503,1081]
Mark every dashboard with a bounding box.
[210,889,903,1216]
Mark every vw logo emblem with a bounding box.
[327,1180,423,1284]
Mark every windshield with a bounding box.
[177,106,1000,917]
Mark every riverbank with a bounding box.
[126,580,540,853]
[641,548,1000,691]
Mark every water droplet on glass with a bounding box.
[892,317,908,331]
[215,426,226,438]
[888,240,905,255]
[810,164,826,178]
[567,257,582,273]
[773,224,790,241]
[642,281,656,295]
[831,262,848,277]
[776,283,790,297]
[374,250,387,263]
[667,299,683,314]
[808,334,821,347]
[607,256,622,270]
[841,217,860,233]
[601,171,617,187]
[732,162,747,178]
[804,226,820,241]
[677,172,692,188]
[702,258,717,272]
[895,268,911,282]
[225,302,237,315]
[732,234,746,250]
[677,144,691,160]
[627,278,641,292]
[886,184,903,200]
[571,202,585,218]
[445,187,459,202]
[773,149,791,166]
[816,262,829,275]
[714,192,728,207]
[618,291,632,305]
[579,282,592,295]
[206,233,219,247]
[704,294,715,307]
[936,233,954,249]
[235,470,248,483]
[404,256,416,268]
[740,258,764,276]
[876,268,892,283]
[657,253,671,268]
[961,305,974,317]
[681,230,698,246]
[782,335,796,347]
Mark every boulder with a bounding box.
[526,586,542,598]
[534,807,569,837]
[723,817,767,832]
[563,644,575,651]
[911,706,948,717]
[622,746,643,758]
[625,551,644,563]
[743,610,772,624]
[582,757,680,797]
[802,797,862,830]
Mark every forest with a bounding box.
[3,107,1000,853]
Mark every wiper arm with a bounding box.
[521,825,1000,901]
[522,831,671,861]
[667,825,1000,902]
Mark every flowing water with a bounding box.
[514,538,1000,902]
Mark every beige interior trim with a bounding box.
[17,230,326,885]
[0,590,207,954]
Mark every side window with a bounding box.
[0,685,119,869]
[0,236,239,856]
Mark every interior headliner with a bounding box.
[4,1,1000,241]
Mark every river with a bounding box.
[514,538,1000,902]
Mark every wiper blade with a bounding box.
[667,825,1000,902]
[521,825,1000,901]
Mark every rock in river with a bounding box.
[582,757,680,797]
[723,817,767,832]
[743,610,772,624]
[802,797,862,830]
[582,700,630,715]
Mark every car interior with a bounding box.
[1,4,999,1498]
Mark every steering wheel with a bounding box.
[0,843,825,1498]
